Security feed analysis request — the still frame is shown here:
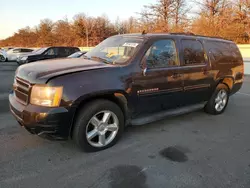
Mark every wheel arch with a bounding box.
[68,90,130,138]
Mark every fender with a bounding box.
[215,76,234,91]
[68,90,130,138]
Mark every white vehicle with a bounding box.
[6,48,34,62]
[0,49,7,62]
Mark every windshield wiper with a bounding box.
[90,56,112,64]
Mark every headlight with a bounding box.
[30,85,63,107]
[21,56,27,60]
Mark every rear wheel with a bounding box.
[205,84,229,115]
[73,100,124,152]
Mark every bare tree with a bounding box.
[36,19,55,46]
[171,0,190,31]
[142,0,176,32]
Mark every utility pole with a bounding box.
[86,26,89,47]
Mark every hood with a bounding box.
[20,52,39,58]
[16,58,113,84]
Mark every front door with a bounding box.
[178,39,213,106]
[132,39,183,117]
[43,47,57,60]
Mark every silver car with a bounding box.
[6,48,34,62]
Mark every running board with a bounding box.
[131,103,206,126]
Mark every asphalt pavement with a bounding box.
[0,62,250,188]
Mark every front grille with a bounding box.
[14,77,31,105]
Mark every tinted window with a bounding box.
[145,39,178,68]
[13,49,21,53]
[45,48,58,56]
[64,48,77,56]
[65,48,72,56]
[21,49,33,53]
[182,39,205,65]
[230,44,242,60]
[207,41,233,63]
[58,48,67,56]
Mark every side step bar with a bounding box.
[131,103,206,126]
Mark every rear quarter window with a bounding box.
[230,44,242,60]
[206,41,232,64]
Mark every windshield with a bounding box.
[84,36,143,64]
[34,47,48,54]
[68,51,83,58]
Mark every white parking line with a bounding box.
[237,92,250,96]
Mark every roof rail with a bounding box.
[169,32,231,41]
[170,32,195,36]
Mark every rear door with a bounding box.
[178,38,213,106]
[132,38,183,117]
[57,47,68,58]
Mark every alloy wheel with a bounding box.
[86,110,119,148]
[215,89,228,112]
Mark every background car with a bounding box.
[0,48,7,62]
[2,47,14,51]
[68,51,88,58]
[17,46,80,65]
[6,48,34,62]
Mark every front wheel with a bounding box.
[205,84,229,115]
[73,100,124,152]
[0,55,6,62]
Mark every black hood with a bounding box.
[16,58,113,84]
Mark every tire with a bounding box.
[205,83,229,115]
[73,99,124,152]
[0,55,5,62]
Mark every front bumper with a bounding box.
[17,59,29,65]
[9,91,72,139]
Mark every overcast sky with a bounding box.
[0,0,157,39]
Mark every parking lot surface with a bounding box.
[1,62,250,188]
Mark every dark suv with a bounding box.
[9,33,244,152]
[17,46,80,65]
